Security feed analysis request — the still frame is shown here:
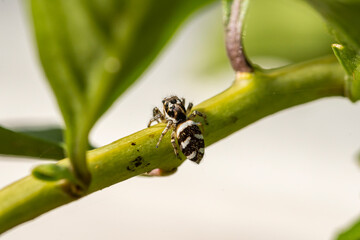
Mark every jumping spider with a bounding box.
[148,96,208,164]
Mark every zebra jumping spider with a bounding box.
[148,96,208,164]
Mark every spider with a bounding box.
[148,96,208,164]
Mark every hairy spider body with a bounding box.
[148,96,207,164]
[176,120,204,163]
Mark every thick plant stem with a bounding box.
[0,57,346,234]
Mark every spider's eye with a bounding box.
[170,99,176,104]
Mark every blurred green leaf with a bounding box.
[303,2,360,237]
[17,126,64,145]
[30,0,217,124]
[0,126,65,160]
[305,0,360,51]
[332,44,360,101]
[32,163,75,182]
[30,0,216,184]
[332,44,359,77]
[337,217,360,240]
[18,126,96,149]
[305,0,360,101]
[246,0,333,63]
[190,0,334,76]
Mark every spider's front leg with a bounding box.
[189,110,208,125]
[148,107,165,127]
[156,120,173,148]
[181,98,186,107]
[171,130,181,159]
[186,102,193,115]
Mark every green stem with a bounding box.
[65,115,92,193]
[223,0,252,72]
[0,56,346,234]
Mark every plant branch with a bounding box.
[0,56,346,234]
[65,118,92,194]
[223,0,252,72]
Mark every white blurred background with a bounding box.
[0,1,360,239]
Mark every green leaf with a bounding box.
[332,44,360,101]
[0,126,65,160]
[193,0,334,77]
[32,163,75,182]
[305,0,360,51]
[16,126,64,145]
[337,217,360,240]
[16,126,96,150]
[305,0,360,101]
[30,0,216,185]
[332,44,359,77]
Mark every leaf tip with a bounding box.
[332,43,344,51]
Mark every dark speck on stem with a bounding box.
[126,156,144,172]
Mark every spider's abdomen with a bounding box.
[176,120,204,164]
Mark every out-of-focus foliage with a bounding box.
[30,0,216,129]
[302,1,360,238]
[306,0,360,102]
[246,0,333,62]
[332,44,360,101]
[305,0,360,50]
[190,0,333,75]
[337,216,360,240]
[0,0,359,236]
[0,126,65,160]
[32,163,75,182]
[5,0,215,183]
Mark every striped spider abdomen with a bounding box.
[176,120,204,163]
[148,96,207,164]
